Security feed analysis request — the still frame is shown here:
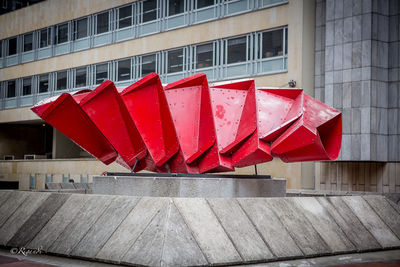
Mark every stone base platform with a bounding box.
[0,191,399,266]
[92,173,286,197]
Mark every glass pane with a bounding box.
[0,41,2,57]
[57,71,67,90]
[23,33,33,52]
[97,12,109,34]
[96,63,108,84]
[75,67,87,87]
[285,28,288,55]
[227,37,246,64]
[169,0,184,16]
[262,29,283,58]
[23,78,32,95]
[57,23,68,44]
[7,81,16,98]
[142,54,156,76]
[40,29,49,48]
[8,37,17,55]
[143,0,157,22]
[197,0,214,9]
[118,59,131,81]
[39,74,49,93]
[168,48,183,73]
[75,18,88,39]
[119,6,132,29]
[196,43,213,69]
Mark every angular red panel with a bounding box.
[164,73,215,164]
[164,73,233,173]
[256,88,303,142]
[271,94,342,162]
[78,80,147,170]
[210,80,273,167]
[120,73,179,168]
[31,92,117,165]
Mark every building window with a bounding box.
[56,23,69,44]
[23,33,33,52]
[117,59,131,81]
[56,71,67,90]
[285,28,288,55]
[197,0,214,9]
[75,67,87,87]
[196,43,213,69]
[119,5,132,29]
[143,0,157,23]
[0,41,2,58]
[167,48,183,73]
[46,174,52,184]
[8,37,17,56]
[95,63,108,84]
[168,0,184,16]
[39,74,49,93]
[74,18,88,40]
[22,78,32,95]
[97,12,109,34]
[40,28,50,48]
[30,174,36,189]
[262,29,283,58]
[227,36,246,64]
[7,81,16,98]
[141,54,156,76]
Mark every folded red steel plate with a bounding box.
[210,80,273,167]
[209,80,256,154]
[164,73,233,173]
[31,91,117,165]
[271,94,342,162]
[256,88,303,142]
[78,80,147,171]
[121,73,179,168]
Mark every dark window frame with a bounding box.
[75,67,87,88]
[142,0,158,23]
[7,37,17,56]
[56,23,69,44]
[117,59,131,81]
[261,28,284,59]
[118,5,133,29]
[95,63,108,84]
[39,28,51,48]
[22,77,32,96]
[96,11,110,34]
[73,17,88,40]
[39,74,49,93]
[7,80,16,98]
[141,53,157,77]
[56,70,68,90]
[196,42,213,69]
[196,0,215,9]
[168,0,185,16]
[23,33,33,52]
[227,36,247,64]
[167,48,184,74]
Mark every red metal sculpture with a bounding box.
[31,73,342,173]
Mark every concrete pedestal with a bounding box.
[92,173,286,197]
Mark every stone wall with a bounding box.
[315,0,400,162]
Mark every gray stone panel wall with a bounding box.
[315,0,400,161]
